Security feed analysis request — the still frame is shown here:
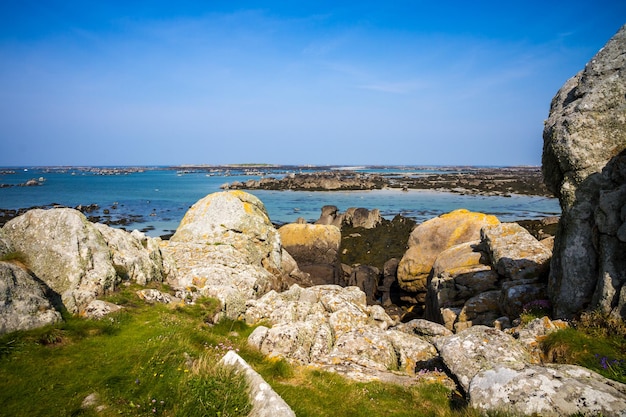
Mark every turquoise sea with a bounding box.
[0,167,561,237]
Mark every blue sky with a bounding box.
[0,1,624,166]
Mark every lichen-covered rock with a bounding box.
[434,325,529,393]
[397,209,499,293]
[164,191,289,318]
[80,299,122,319]
[0,228,12,258]
[245,284,439,382]
[469,364,626,417]
[0,261,62,334]
[170,191,283,274]
[394,318,453,343]
[278,223,341,285]
[542,25,626,318]
[481,223,552,283]
[426,241,499,326]
[94,225,165,286]
[2,208,118,313]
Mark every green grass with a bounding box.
[0,287,534,417]
[0,296,251,417]
[541,310,626,384]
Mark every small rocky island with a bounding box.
[220,165,552,197]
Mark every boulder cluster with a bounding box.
[2,188,626,415]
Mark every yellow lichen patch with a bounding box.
[192,276,207,288]
[278,224,341,247]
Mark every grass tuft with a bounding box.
[541,309,626,383]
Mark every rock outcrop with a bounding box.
[436,325,626,416]
[277,223,341,285]
[245,284,441,383]
[163,191,294,318]
[3,208,120,313]
[1,208,167,317]
[315,206,383,229]
[426,221,552,331]
[542,24,626,318]
[397,209,500,294]
[0,261,62,333]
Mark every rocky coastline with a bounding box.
[220,165,553,197]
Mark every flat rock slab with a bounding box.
[220,350,295,417]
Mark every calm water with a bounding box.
[0,167,561,237]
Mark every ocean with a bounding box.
[0,167,561,237]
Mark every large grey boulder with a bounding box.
[164,191,287,318]
[542,24,626,318]
[2,208,167,314]
[3,208,118,313]
[0,261,62,334]
[436,325,626,416]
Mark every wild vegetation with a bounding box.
[1,283,624,417]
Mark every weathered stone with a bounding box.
[343,207,383,229]
[499,281,547,318]
[542,25,626,318]
[435,325,529,393]
[393,319,453,344]
[80,300,122,319]
[245,284,438,383]
[347,264,379,304]
[481,222,552,282]
[457,290,501,326]
[136,288,172,304]
[94,224,165,286]
[278,223,341,285]
[397,209,500,292]
[220,351,296,417]
[163,191,287,318]
[0,261,62,334]
[469,364,626,417]
[315,205,340,226]
[426,241,499,324]
[0,228,11,258]
[170,191,282,274]
[2,208,118,313]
